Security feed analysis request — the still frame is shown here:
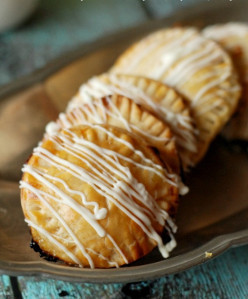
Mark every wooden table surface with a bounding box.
[0,1,247,298]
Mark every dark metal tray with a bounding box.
[0,0,247,283]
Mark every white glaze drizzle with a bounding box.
[21,126,177,267]
[25,182,127,266]
[150,30,208,79]
[53,107,189,191]
[46,130,176,189]
[33,169,107,219]
[107,74,193,131]
[25,219,83,266]
[160,37,231,107]
[66,74,198,165]
[203,23,248,40]
[54,127,177,209]
[48,96,170,145]
[124,28,196,74]
[164,44,219,87]
[68,76,191,131]
[20,181,91,268]
[86,248,119,268]
[191,71,231,107]
[83,124,179,185]
[112,28,238,128]
[22,160,128,265]
[47,134,171,218]
[22,164,107,237]
[203,23,248,80]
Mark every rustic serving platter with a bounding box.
[0,0,248,283]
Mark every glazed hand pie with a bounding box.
[47,94,181,176]
[20,125,179,268]
[203,23,248,140]
[111,27,241,165]
[67,73,197,170]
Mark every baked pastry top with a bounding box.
[203,23,248,140]
[111,27,241,165]
[47,94,181,175]
[20,24,244,269]
[67,73,197,170]
[21,125,179,268]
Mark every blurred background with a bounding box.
[0,0,199,87]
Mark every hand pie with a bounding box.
[47,94,181,176]
[111,27,241,165]
[20,125,179,268]
[203,23,248,140]
[67,73,197,170]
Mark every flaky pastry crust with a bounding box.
[203,23,248,140]
[21,125,179,268]
[67,73,197,170]
[111,27,241,165]
[47,94,180,174]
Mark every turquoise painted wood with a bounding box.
[0,0,248,298]
[0,276,14,298]
[16,245,248,298]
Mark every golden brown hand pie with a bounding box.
[203,23,248,140]
[111,27,241,165]
[47,94,181,176]
[67,73,197,170]
[20,125,179,268]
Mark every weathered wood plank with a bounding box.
[18,278,123,299]
[0,275,14,298]
[17,245,248,298]
[0,0,147,86]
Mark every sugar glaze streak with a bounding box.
[48,96,171,144]
[66,74,198,160]
[46,109,189,195]
[21,125,177,268]
[111,28,236,112]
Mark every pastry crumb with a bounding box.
[205,251,213,258]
